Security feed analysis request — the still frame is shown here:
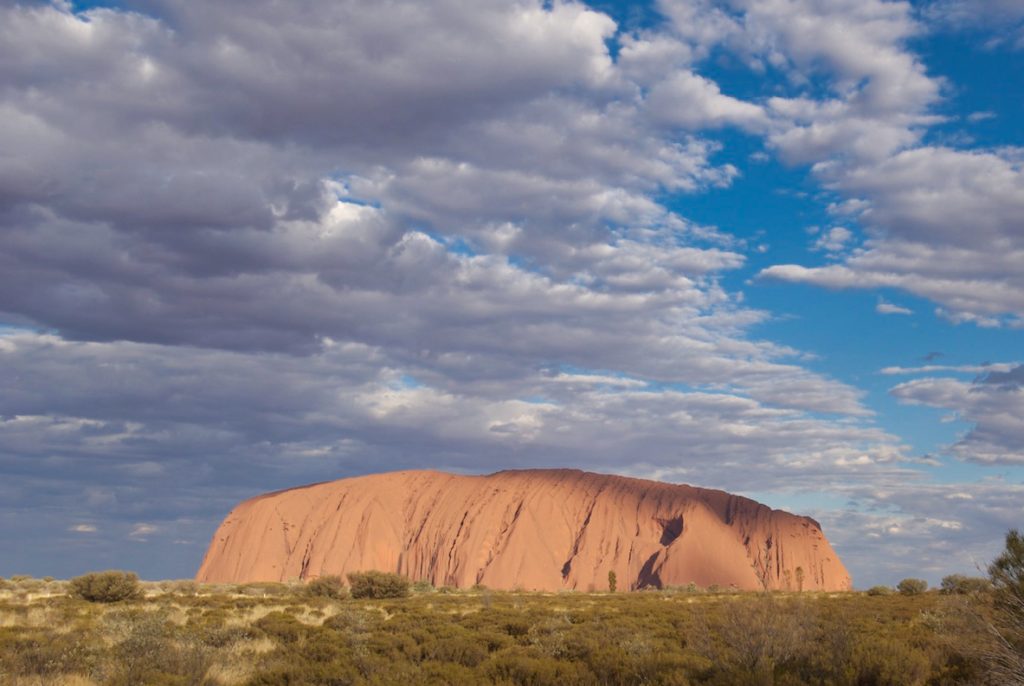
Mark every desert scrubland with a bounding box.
[1,562,1020,686]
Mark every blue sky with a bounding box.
[1,0,1022,588]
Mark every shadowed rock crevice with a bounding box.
[637,552,662,589]
[658,516,684,546]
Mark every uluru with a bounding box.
[197,469,852,592]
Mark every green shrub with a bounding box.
[421,634,489,666]
[851,632,933,686]
[867,585,894,596]
[305,575,347,599]
[0,626,97,677]
[247,660,361,686]
[108,611,212,686]
[347,570,411,599]
[982,528,1024,684]
[168,579,198,595]
[255,611,307,643]
[693,594,813,684]
[483,649,596,686]
[69,570,142,602]
[239,582,291,597]
[420,661,486,685]
[896,578,928,596]
[939,574,990,595]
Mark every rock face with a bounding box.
[196,469,852,591]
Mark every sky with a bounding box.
[1,0,1022,588]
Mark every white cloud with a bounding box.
[880,363,1017,375]
[923,0,1024,50]
[812,227,854,254]
[756,47,1024,325]
[129,523,158,540]
[668,2,1024,326]
[69,524,97,533]
[654,0,942,182]
[890,366,1024,464]
[876,300,912,316]
[0,0,1016,588]
[645,71,768,131]
[819,479,1024,585]
[551,373,647,387]
[761,223,1024,325]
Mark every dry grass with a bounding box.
[0,575,1007,685]
[9,675,98,686]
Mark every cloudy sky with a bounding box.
[2,0,1022,587]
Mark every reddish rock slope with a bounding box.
[196,469,852,591]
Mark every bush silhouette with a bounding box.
[346,570,411,599]
[866,585,893,596]
[69,570,141,602]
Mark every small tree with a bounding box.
[897,578,928,596]
[982,529,1024,684]
[989,529,1024,602]
[69,570,142,602]
[608,570,617,593]
[752,539,773,592]
[346,570,411,599]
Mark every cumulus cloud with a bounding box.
[817,479,1024,585]
[696,1,1024,326]
[811,227,854,254]
[0,329,906,576]
[890,365,1024,464]
[0,0,1016,587]
[728,1,1023,327]
[977,364,1024,390]
[0,0,761,353]
[762,144,1024,326]
[645,71,768,131]
[663,0,940,166]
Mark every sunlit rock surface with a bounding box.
[197,469,852,592]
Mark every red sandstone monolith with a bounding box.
[196,469,852,591]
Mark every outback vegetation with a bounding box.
[0,532,1020,686]
[69,570,143,603]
